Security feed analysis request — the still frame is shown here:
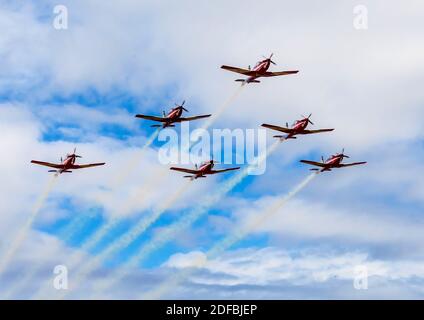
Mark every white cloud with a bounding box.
[161,247,424,299]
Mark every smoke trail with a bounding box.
[52,179,191,300]
[0,175,58,277]
[36,86,245,299]
[112,128,160,187]
[143,172,318,299]
[31,167,170,299]
[91,140,282,296]
[2,209,91,299]
[200,85,244,130]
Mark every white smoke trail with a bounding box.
[2,210,91,299]
[37,86,245,299]
[31,167,170,299]
[111,128,160,187]
[29,130,162,299]
[53,179,191,300]
[91,140,282,296]
[200,85,244,130]
[0,175,58,277]
[143,172,318,299]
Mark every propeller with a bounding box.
[175,100,188,112]
[301,113,314,125]
[263,53,276,65]
[340,148,350,159]
[72,147,82,158]
[321,156,325,163]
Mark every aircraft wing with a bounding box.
[170,167,200,174]
[135,114,167,122]
[221,65,256,76]
[300,160,327,167]
[71,163,106,169]
[209,167,240,174]
[338,162,367,168]
[177,114,212,122]
[262,70,299,77]
[261,124,292,133]
[31,160,62,169]
[301,128,335,134]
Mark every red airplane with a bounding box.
[300,150,366,172]
[170,160,240,180]
[221,54,298,85]
[31,148,105,174]
[262,114,334,140]
[135,101,211,128]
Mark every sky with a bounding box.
[0,0,423,299]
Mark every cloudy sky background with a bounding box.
[0,0,423,299]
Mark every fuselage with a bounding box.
[286,119,309,139]
[245,59,271,83]
[194,162,214,178]
[162,107,183,128]
[58,155,76,173]
[322,155,344,171]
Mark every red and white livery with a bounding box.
[31,148,105,174]
[262,114,334,140]
[221,54,298,85]
[170,160,240,180]
[300,150,366,172]
[135,100,211,128]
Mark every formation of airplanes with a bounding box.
[31,54,366,178]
